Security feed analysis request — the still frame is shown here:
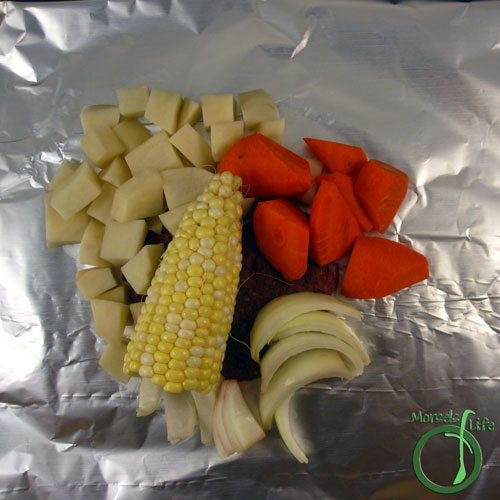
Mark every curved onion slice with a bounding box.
[275,395,308,464]
[259,349,352,429]
[221,380,265,453]
[163,391,198,443]
[260,332,365,393]
[192,380,220,445]
[213,381,234,458]
[250,292,360,362]
[136,377,163,417]
[272,310,370,365]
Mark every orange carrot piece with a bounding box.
[354,159,409,234]
[303,138,367,177]
[341,235,429,298]
[317,172,373,232]
[219,133,311,198]
[309,179,361,266]
[253,198,309,281]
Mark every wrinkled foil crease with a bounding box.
[1,1,500,499]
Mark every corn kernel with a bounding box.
[168,359,186,371]
[209,372,220,384]
[204,272,215,283]
[169,302,184,314]
[200,357,213,369]
[186,287,201,299]
[213,349,223,361]
[170,346,189,361]
[161,332,177,343]
[153,362,168,375]
[178,247,192,260]
[196,327,209,338]
[176,269,189,281]
[187,264,203,277]
[200,294,214,307]
[175,337,191,349]
[139,365,154,378]
[172,291,186,304]
[158,295,173,306]
[199,368,211,380]
[182,379,200,391]
[188,276,203,288]
[174,237,189,249]
[187,356,201,367]
[198,380,210,392]
[164,382,183,393]
[154,350,170,363]
[182,308,199,321]
[205,335,216,347]
[128,360,141,373]
[152,374,167,386]
[166,369,184,383]
[145,344,157,354]
[130,349,142,361]
[192,337,205,347]
[199,306,212,317]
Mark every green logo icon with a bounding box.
[412,409,483,494]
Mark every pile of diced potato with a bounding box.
[44,87,282,384]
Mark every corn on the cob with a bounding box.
[124,171,244,394]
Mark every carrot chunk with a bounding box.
[341,235,429,299]
[253,199,309,281]
[303,138,367,177]
[354,159,409,234]
[309,179,361,266]
[219,133,311,198]
[317,172,373,232]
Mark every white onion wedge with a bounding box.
[163,391,198,443]
[250,292,360,362]
[213,380,235,458]
[221,380,265,454]
[192,380,220,445]
[275,395,308,464]
[272,311,370,365]
[136,377,163,417]
[260,332,365,393]
[259,349,352,429]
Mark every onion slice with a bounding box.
[275,395,308,464]
[250,292,360,362]
[192,380,220,445]
[163,391,198,443]
[136,377,163,417]
[260,332,365,393]
[259,349,352,429]
[221,380,265,453]
[272,310,370,366]
[213,381,234,458]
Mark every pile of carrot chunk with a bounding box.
[220,134,429,299]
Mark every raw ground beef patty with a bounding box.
[222,209,338,381]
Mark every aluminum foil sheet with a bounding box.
[1,1,500,498]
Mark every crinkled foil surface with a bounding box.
[1,1,500,499]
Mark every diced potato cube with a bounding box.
[238,89,280,129]
[121,243,165,295]
[76,267,118,300]
[87,183,116,225]
[144,88,182,134]
[50,161,102,220]
[99,157,132,187]
[116,85,150,118]
[169,124,214,169]
[178,98,202,128]
[100,219,147,266]
[80,219,108,266]
[256,118,285,144]
[80,105,120,134]
[113,119,152,153]
[125,131,183,175]
[44,193,90,248]
[81,125,125,168]
[146,216,163,234]
[48,158,79,191]
[210,120,244,162]
[91,299,130,343]
[200,93,235,130]
[98,341,130,384]
[158,203,190,236]
[162,167,214,210]
[96,284,129,303]
[129,302,144,323]
[111,170,165,223]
